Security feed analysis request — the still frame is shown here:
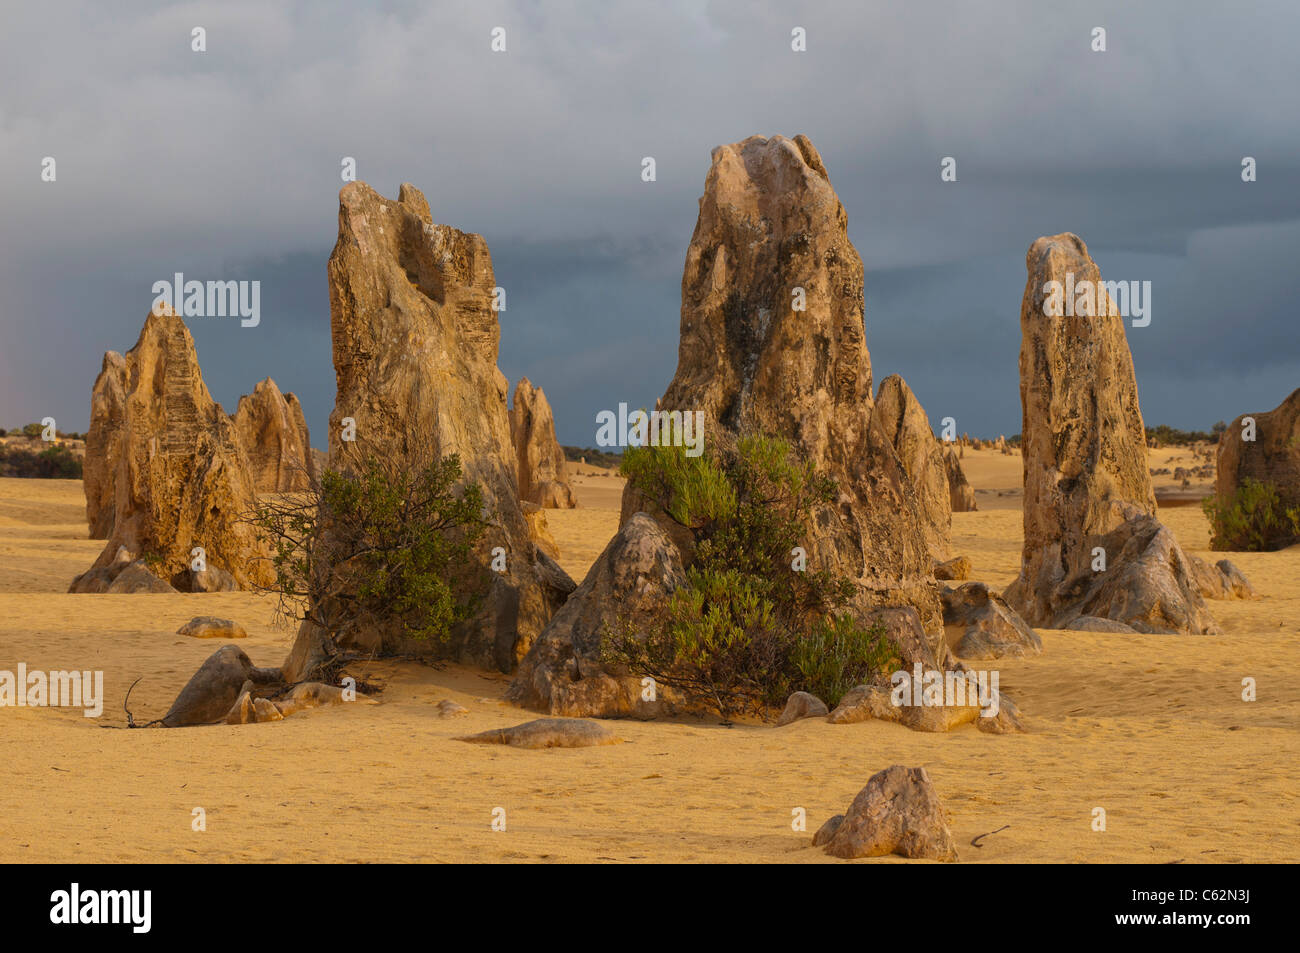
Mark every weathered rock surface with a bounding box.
[161,645,281,727]
[623,134,941,631]
[510,378,577,509]
[819,765,958,861]
[777,691,829,726]
[232,377,315,492]
[875,375,951,560]
[275,681,375,718]
[1002,234,1218,635]
[455,717,620,749]
[1188,555,1256,600]
[177,617,248,639]
[944,447,977,512]
[934,555,971,581]
[436,699,469,718]
[84,351,127,538]
[508,513,684,718]
[1067,615,1139,634]
[225,692,284,724]
[69,547,180,593]
[1214,388,1300,550]
[71,309,270,593]
[288,181,574,673]
[1047,513,1222,634]
[941,582,1042,659]
[521,501,560,561]
[223,681,376,724]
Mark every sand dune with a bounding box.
[2,458,1297,863]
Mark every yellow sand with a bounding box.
[1,455,1297,863]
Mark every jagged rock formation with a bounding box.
[815,765,958,861]
[944,447,977,512]
[512,135,946,717]
[285,181,574,674]
[521,501,560,560]
[875,374,951,560]
[1002,234,1218,634]
[1214,388,1300,550]
[510,378,577,509]
[1188,556,1256,600]
[621,134,941,629]
[69,309,270,593]
[508,513,683,717]
[941,582,1042,659]
[233,378,315,492]
[84,351,127,538]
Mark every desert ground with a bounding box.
[1,446,1297,863]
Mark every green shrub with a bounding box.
[791,614,899,708]
[251,453,490,647]
[605,433,893,720]
[1203,478,1300,551]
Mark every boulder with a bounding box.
[161,645,282,727]
[436,699,469,718]
[1002,234,1218,634]
[83,351,127,538]
[232,378,316,492]
[1048,513,1221,634]
[933,555,971,581]
[455,717,620,749]
[510,378,577,509]
[508,513,685,718]
[177,617,248,639]
[1188,555,1257,600]
[288,181,574,673]
[72,309,270,592]
[620,134,941,632]
[941,582,1042,659]
[69,549,178,593]
[874,374,952,560]
[944,447,977,512]
[1214,388,1300,550]
[776,691,829,726]
[818,765,958,861]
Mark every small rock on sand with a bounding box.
[177,617,248,639]
[455,717,620,749]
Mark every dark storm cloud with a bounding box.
[2,0,1298,444]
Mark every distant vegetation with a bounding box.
[605,434,897,720]
[1145,423,1224,447]
[0,443,82,479]
[563,445,622,469]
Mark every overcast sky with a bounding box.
[2,0,1298,447]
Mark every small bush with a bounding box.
[605,433,893,720]
[250,453,491,647]
[1203,478,1300,551]
[790,614,899,708]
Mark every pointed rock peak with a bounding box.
[398,182,433,226]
